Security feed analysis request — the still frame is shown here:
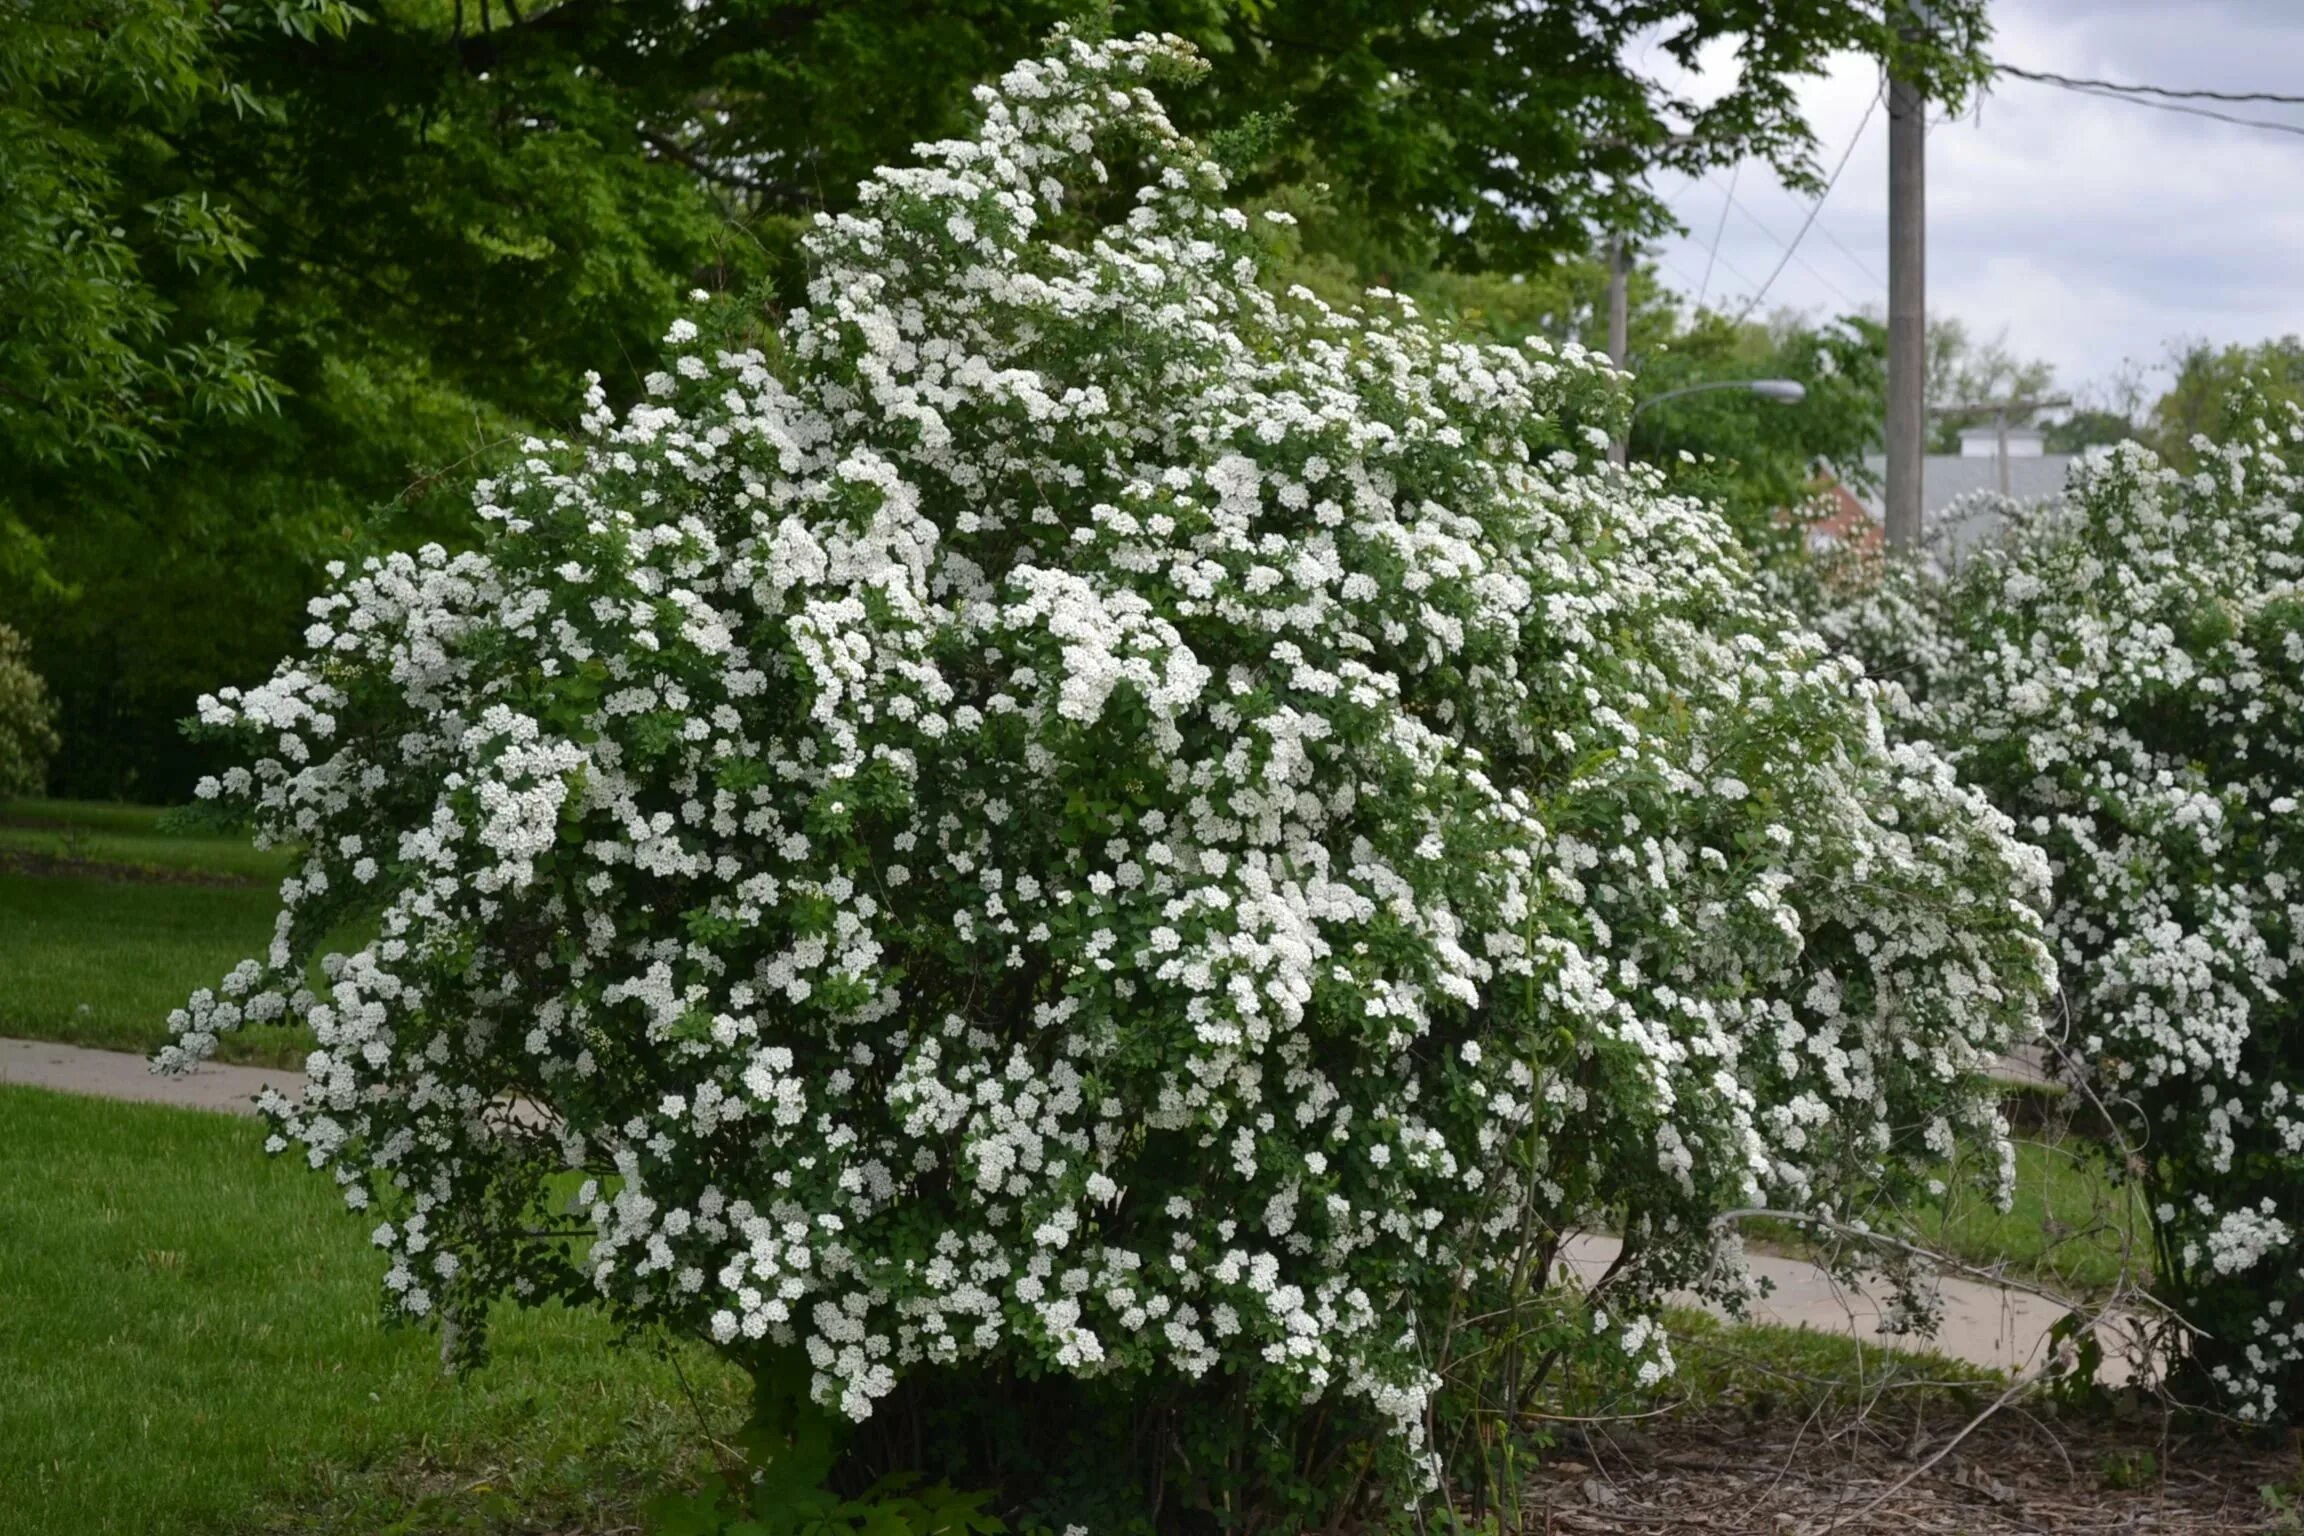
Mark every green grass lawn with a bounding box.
[1910,1132,2150,1299]
[0,1086,744,1536]
[1743,1128,2150,1301]
[0,799,323,1066]
[0,797,297,883]
[0,869,313,1067]
[1662,1305,2001,1408]
[1526,1303,2003,1466]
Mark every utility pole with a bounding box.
[1606,234,1630,465]
[1885,45,1928,553]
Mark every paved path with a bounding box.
[3,1035,2140,1384]
[1,1035,298,1115]
[1562,1233,2140,1386]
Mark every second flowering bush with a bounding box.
[1813,406,2304,1421]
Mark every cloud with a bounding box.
[1639,0,2304,399]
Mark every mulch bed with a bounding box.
[1519,1409,2298,1534]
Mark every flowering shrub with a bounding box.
[1813,408,2304,1420]
[166,30,2051,1517]
[0,622,58,796]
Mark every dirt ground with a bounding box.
[1519,1408,2300,1534]
[0,847,264,887]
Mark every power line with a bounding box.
[1697,160,1737,307]
[1643,186,1732,309]
[1643,167,1807,319]
[1748,183,1882,296]
[1993,61,2304,106]
[1990,65,2304,138]
[1808,209,1884,293]
[1655,252,1709,297]
[2053,82,2304,139]
[1703,247,1774,311]
[1731,85,1882,325]
[1733,200,1861,310]
[1703,174,1864,311]
[1699,158,1883,295]
[1653,228,1769,315]
[1644,226,1767,318]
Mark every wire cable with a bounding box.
[1697,160,1738,308]
[1809,210,1885,293]
[1712,176,1878,301]
[1702,247,1774,312]
[1655,252,1711,302]
[1993,61,2304,106]
[2016,77,2304,139]
[1731,85,1881,325]
[1707,179,1863,311]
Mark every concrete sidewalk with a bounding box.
[1,1035,298,1115]
[1562,1232,2141,1385]
[2,1034,2141,1384]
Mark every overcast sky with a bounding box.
[1640,0,2304,407]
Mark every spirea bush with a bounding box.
[1814,408,2304,1420]
[0,622,59,796]
[166,30,2051,1516]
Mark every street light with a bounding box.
[1630,378,1807,421]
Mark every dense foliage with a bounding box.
[0,622,60,796]
[6,0,765,796]
[165,32,2051,1523]
[2149,338,2304,470]
[1814,404,2304,1421]
[1112,0,1999,278]
[0,0,352,499]
[1628,312,1886,552]
[5,0,1998,801]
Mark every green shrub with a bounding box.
[169,30,2051,1526]
[0,622,58,796]
[1812,398,2304,1420]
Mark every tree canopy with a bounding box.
[3,0,2000,798]
[1627,310,1887,549]
[1,0,355,544]
[2149,337,2304,468]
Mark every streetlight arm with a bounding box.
[1629,378,1806,422]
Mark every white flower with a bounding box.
[1806,409,2304,1417]
[163,27,2051,1491]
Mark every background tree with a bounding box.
[4,0,752,796]
[0,0,357,579]
[1144,0,1997,280]
[1923,314,2059,451]
[1627,309,1887,549]
[2148,336,2304,467]
[3,0,2001,800]
[2042,406,2138,454]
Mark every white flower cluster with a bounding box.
[165,29,2050,1481]
[1813,417,2304,1420]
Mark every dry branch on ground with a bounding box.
[1521,1410,2297,1534]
